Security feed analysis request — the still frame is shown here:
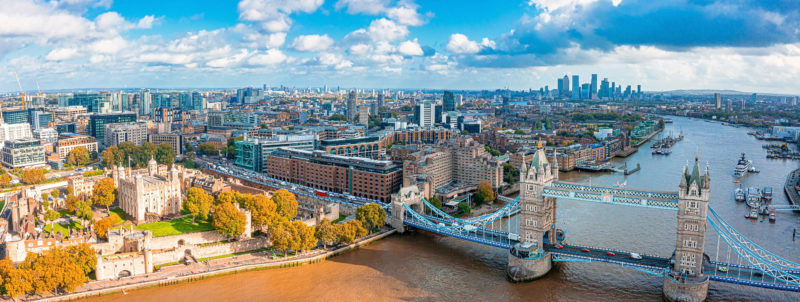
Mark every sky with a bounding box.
[1,0,800,94]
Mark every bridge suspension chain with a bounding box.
[708,207,800,270]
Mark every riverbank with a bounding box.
[785,169,800,205]
[32,229,397,302]
[632,127,663,147]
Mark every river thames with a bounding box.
[85,117,800,301]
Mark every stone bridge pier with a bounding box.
[389,185,423,233]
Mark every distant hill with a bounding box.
[657,89,792,97]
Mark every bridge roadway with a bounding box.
[544,243,670,272]
[543,181,680,210]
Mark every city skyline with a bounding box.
[2,0,800,94]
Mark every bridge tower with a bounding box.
[663,156,710,302]
[508,149,558,282]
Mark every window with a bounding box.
[684,223,699,232]
[682,238,698,248]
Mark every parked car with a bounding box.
[630,253,642,260]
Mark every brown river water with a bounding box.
[84,117,800,301]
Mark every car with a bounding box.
[606,251,616,256]
[753,271,763,277]
[630,253,643,260]
[555,244,563,249]
[717,266,728,273]
[581,248,590,253]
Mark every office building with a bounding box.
[2,110,29,125]
[55,134,98,159]
[562,75,570,97]
[0,120,33,145]
[415,101,436,127]
[148,133,183,155]
[443,90,456,112]
[88,112,137,144]
[571,75,580,100]
[358,105,369,126]
[104,122,148,147]
[30,111,53,130]
[52,106,87,122]
[714,93,721,109]
[33,128,58,145]
[1,139,46,169]
[266,148,402,202]
[590,74,598,99]
[234,134,316,172]
[347,90,358,121]
[138,89,152,116]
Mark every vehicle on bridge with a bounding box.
[630,253,642,260]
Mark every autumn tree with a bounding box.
[291,220,317,254]
[93,217,113,239]
[212,202,246,239]
[336,220,357,244]
[51,189,60,200]
[247,194,277,231]
[67,146,91,166]
[65,194,79,212]
[183,187,213,223]
[91,177,116,211]
[101,145,123,167]
[0,172,11,187]
[4,268,33,299]
[272,189,298,220]
[474,180,495,205]
[356,203,386,232]
[20,168,45,185]
[315,218,337,248]
[215,190,237,205]
[270,219,291,257]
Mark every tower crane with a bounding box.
[13,71,25,110]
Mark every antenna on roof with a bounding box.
[695,146,699,162]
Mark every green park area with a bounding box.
[133,216,215,237]
[44,220,84,237]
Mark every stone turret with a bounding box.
[664,155,710,302]
[147,155,158,176]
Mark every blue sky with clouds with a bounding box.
[1,0,799,94]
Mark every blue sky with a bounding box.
[1,0,799,94]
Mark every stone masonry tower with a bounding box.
[663,155,710,302]
[508,149,558,282]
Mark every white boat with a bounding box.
[734,186,745,202]
[733,153,752,178]
[745,187,761,208]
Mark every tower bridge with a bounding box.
[390,149,800,301]
[202,155,800,300]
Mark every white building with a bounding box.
[0,121,33,145]
[416,101,436,128]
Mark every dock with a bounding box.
[784,168,800,206]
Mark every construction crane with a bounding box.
[13,71,25,110]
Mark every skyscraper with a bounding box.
[590,74,598,99]
[138,89,151,116]
[358,105,369,126]
[443,90,456,112]
[562,75,570,97]
[415,101,436,127]
[571,75,580,100]
[714,93,721,109]
[346,90,357,121]
[377,92,385,110]
[557,78,564,96]
[610,82,616,99]
[600,78,609,98]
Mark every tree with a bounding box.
[41,192,49,202]
[212,202,246,239]
[458,201,471,215]
[428,196,442,210]
[5,268,33,299]
[356,203,386,232]
[474,180,495,205]
[0,172,11,187]
[336,220,357,244]
[215,191,237,205]
[101,146,123,167]
[502,163,520,186]
[20,168,45,185]
[155,143,176,166]
[93,218,113,239]
[91,177,116,211]
[269,218,291,256]
[292,220,317,253]
[247,194,277,231]
[65,194,79,212]
[183,187,213,223]
[272,189,298,220]
[328,113,348,121]
[67,146,90,166]
[44,210,61,234]
[315,218,337,248]
[51,189,60,200]
[75,200,93,228]
[197,142,218,156]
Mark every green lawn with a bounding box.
[58,209,73,217]
[108,208,127,225]
[332,214,347,224]
[134,216,214,237]
[44,220,84,237]
[0,200,4,211]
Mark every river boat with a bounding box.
[747,209,758,219]
[734,186,745,202]
[769,207,776,222]
[746,187,761,208]
[734,153,753,177]
[762,186,773,201]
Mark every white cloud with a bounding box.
[0,0,92,42]
[45,47,80,61]
[237,0,323,32]
[367,18,408,41]
[335,0,390,15]
[248,48,287,65]
[446,33,481,54]
[136,15,157,29]
[290,34,334,52]
[398,38,423,56]
[207,49,250,68]
[386,4,424,26]
[480,38,496,49]
[88,36,127,54]
[315,52,354,69]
